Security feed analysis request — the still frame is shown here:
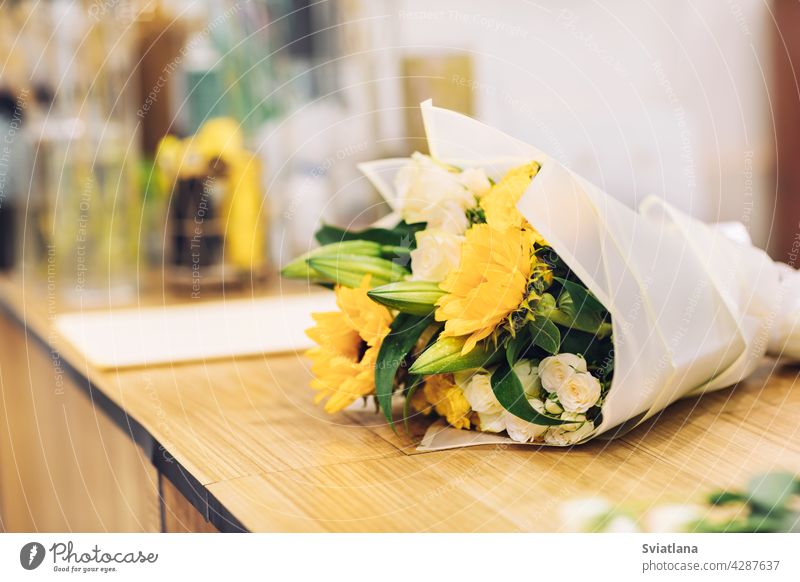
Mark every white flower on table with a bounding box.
[395,153,476,235]
[410,229,464,283]
[644,504,702,532]
[560,498,612,532]
[538,353,587,393]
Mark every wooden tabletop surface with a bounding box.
[2,276,799,532]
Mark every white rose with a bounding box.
[559,411,587,431]
[410,229,463,282]
[456,370,503,415]
[458,167,491,196]
[477,411,506,433]
[395,153,474,234]
[556,372,601,413]
[544,420,595,446]
[544,397,563,415]
[538,353,587,393]
[426,199,469,234]
[504,410,547,443]
[512,360,541,398]
[529,398,546,415]
[644,504,701,533]
[560,498,612,532]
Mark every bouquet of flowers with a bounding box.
[283,101,800,448]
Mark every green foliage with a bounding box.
[375,314,431,429]
[315,221,426,248]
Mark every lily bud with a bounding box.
[410,336,501,375]
[280,240,383,280]
[367,281,445,316]
[307,255,409,288]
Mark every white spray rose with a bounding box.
[456,370,503,415]
[538,353,587,393]
[458,167,491,196]
[556,372,602,413]
[559,412,587,431]
[395,153,474,234]
[477,411,506,433]
[544,420,595,446]
[504,410,548,443]
[410,229,464,282]
[512,360,541,398]
[644,504,702,533]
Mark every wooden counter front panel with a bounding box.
[0,312,161,532]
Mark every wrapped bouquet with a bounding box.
[283,101,800,448]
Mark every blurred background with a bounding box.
[0,0,798,305]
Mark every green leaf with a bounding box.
[555,277,606,313]
[410,336,502,375]
[528,317,561,354]
[307,255,409,288]
[402,376,423,434]
[543,279,612,338]
[747,472,797,514]
[708,490,747,506]
[490,361,569,426]
[315,222,426,248]
[375,314,430,429]
[506,326,531,364]
[368,281,445,316]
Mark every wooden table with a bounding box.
[1,276,798,532]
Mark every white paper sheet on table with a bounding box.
[56,292,336,370]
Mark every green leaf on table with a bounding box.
[528,317,561,354]
[708,490,747,506]
[375,313,430,429]
[490,361,568,426]
[747,472,797,515]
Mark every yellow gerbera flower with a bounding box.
[435,224,536,354]
[479,161,547,244]
[421,374,472,430]
[305,276,393,413]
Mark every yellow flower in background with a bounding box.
[306,276,393,413]
[435,224,536,354]
[193,117,244,164]
[421,374,472,429]
[479,162,547,244]
[155,118,265,270]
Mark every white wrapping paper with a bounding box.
[360,101,800,448]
